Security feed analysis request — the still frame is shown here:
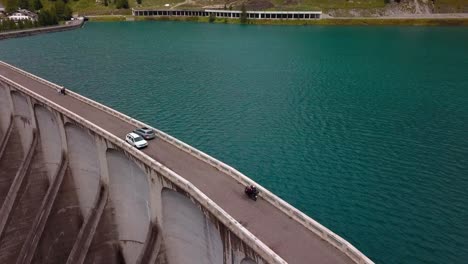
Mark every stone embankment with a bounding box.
[0,19,84,40]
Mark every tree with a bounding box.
[136,0,142,4]
[209,13,216,23]
[23,19,34,28]
[63,5,73,20]
[7,18,17,29]
[116,0,129,9]
[55,0,65,19]
[33,0,43,11]
[38,11,48,26]
[38,9,59,26]
[104,0,108,6]
[240,3,247,24]
[6,0,18,13]
[1,20,13,31]
[52,0,72,20]
[0,19,18,32]
[18,0,30,10]
[17,19,25,29]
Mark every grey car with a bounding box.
[133,127,156,140]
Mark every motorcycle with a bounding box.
[57,87,66,95]
[245,186,259,201]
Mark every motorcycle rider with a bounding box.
[245,184,258,198]
[250,185,257,195]
[58,86,66,95]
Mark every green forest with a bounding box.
[0,0,74,31]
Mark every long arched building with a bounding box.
[132,9,322,20]
[0,61,371,264]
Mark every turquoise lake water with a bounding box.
[0,22,467,263]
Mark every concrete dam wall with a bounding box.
[0,80,267,264]
[0,61,374,264]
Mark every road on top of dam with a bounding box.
[0,64,354,264]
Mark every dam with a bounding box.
[0,61,373,264]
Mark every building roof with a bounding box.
[18,9,38,18]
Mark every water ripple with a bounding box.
[0,22,467,264]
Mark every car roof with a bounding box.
[127,132,140,138]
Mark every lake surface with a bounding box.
[1,22,467,264]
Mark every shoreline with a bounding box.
[87,15,468,26]
[0,20,84,40]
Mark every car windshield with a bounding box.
[134,136,144,142]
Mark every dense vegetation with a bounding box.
[3,0,72,16]
[0,17,36,31]
[0,0,73,32]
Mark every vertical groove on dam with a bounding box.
[83,199,123,264]
[137,223,160,264]
[0,118,13,160]
[0,124,24,205]
[66,186,108,264]
[31,106,83,263]
[16,156,68,264]
[0,134,48,263]
[32,167,83,264]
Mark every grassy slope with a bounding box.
[67,0,185,14]
[61,0,388,15]
[19,0,468,16]
[434,0,468,12]
[129,15,468,25]
[270,0,385,11]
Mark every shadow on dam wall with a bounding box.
[0,80,264,263]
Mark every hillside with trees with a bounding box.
[0,0,73,32]
[1,0,466,17]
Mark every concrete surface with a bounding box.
[107,149,151,264]
[65,123,101,218]
[161,188,223,264]
[0,64,357,264]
